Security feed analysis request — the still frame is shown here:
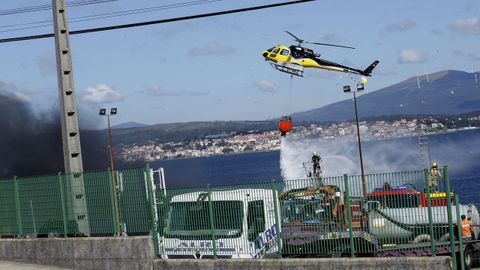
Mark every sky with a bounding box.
[0,0,479,128]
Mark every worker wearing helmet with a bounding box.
[428,162,441,193]
[311,152,321,177]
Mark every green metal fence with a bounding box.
[0,165,474,269]
[156,166,474,270]
[0,166,155,238]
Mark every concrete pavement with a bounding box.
[0,261,72,270]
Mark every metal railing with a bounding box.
[0,165,473,270]
[155,166,472,270]
[0,166,155,237]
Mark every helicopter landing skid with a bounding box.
[270,62,304,77]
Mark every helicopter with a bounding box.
[262,31,379,78]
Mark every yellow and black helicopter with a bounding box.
[262,31,379,78]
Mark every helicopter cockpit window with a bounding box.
[280,49,290,56]
[266,47,275,52]
[273,48,280,54]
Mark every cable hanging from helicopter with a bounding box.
[262,31,379,78]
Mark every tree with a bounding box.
[222,148,234,154]
[216,140,229,147]
[195,143,206,150]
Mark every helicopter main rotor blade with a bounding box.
[285,30,303,44]
[307,41,355,49]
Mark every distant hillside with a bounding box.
[109,70,480,145]
[112,120,276,145]
[112,121,149,129]
[112,122,148,129]
[292,70,480,122]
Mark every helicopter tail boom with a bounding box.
[361,60,379,76]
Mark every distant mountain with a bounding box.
[112,121,149,129]
[292,70,480,122]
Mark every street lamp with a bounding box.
[344,84,367,200]
[99,107,121,236]
[99,108,117,172]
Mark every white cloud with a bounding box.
[155,23,196,41]
[452,49,466,57]
[398,49,428,64]
[449,17,480,35]
[144,85,176,97]
[143,85,208,97]
[452,49,480,61]
[317,33,345,43]
[81,84,123,104]
[383,19,417,34]
[188,42,235,57]
[254,80,278,93]
[469,53,480,61]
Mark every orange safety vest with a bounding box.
[461,219,472,237]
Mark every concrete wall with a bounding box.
[0,237,453,270]
[154,257,452,270]
[0,236,153,270]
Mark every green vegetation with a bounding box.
[112,120,276,146]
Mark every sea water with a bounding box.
[151,129,480,205]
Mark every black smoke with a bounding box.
[0,92,118,179]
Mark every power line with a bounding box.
[0,0,221,34]
[0,0,117,16]
[0,0,315,44]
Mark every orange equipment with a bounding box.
[278,115,293,136]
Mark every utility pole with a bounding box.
[52,0,90,235]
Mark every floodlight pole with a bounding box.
[353,91,367,200]
[100,108,120,236]
[52,0,89,235]
[107,115,115,172]
[344,84,367,200]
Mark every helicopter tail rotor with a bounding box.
[361,60,380,76]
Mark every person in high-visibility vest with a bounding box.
[428,162,441,192]
[461,215,472,239]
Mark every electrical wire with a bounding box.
[0,0,221,34]
[0,0,315,44]
[0,0,117,16]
